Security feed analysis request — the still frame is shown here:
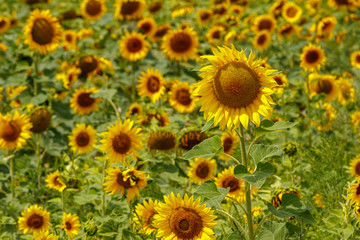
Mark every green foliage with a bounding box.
[234,162,274,188]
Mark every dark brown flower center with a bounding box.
[355,162,360,176]
[170,32,192,53]
[53,176,63,186]
[305,50,320,64]
[148,1,162,13]
[147,76,160,93]
[257,34,267,45]
[286,7,297,18]
[274,76,283,85]
[126,37,143,53]
[195,163,210,179]
[140,22,152,33]
[121,1,140,15]
[169,207,203,239]
[154,26,169,38]
[76,132,90,147]
[259,19,272,31]
[222,177,240,192]
[116,172,132,188]
[316,79,333,94]
[335,0,349,5]
[86,0,101,16]
[180,131,207,150]
[27,214,44,229]
[148,132,176,151]
[280,25,294,36]
[65,34,73,42]
[356,55,360,63]
[77,93,95,107]
[112,133,131,154]
[31,18,54,45]
[200,12,210,21]
[65,221,72,230]
[130,107,140,115]
[223,137,233,153]
[78,56,98,76]
[1,121,21,142]
[175,88,192,106]
[357,184,360,195]
[212,30,220,39]
[0,20,6,28]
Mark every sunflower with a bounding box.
[81,0,106,21]
[252,14,277,33]
[151,24,171,42]
[272,73,289,94]
[0,42,7,52]
[271,187,301,208]
[169,81,197,113]
[6,85,28,108]
[137,17,156,37]
[351,112,360,130]
[23,9,62,54]
[253,30,271,51]
[193,45,277,130]
[219,131,238,161]
[187,157,217,185]
[114,0,146,20]
[119,31,150,62]
[282,2,302,23]
[0,111,32,151]
[56,66,81,90]
[70,87,101,115]
[206,25,225,46]
[161,27,199,62]
[33,230,59,240]
[45,170,66,192]
[154,193,217,240]
[215,165,245,200]
[60,213,81,239]
[134,199,159,235]
[137,68,165,103]
[76,55,99,77]
[300,43,326,72]
[213,4,227,17]
[312,193,325,208]
[337,75,355,105]
[179,130,207,151]
[328,0,358,11]
[308,73,339,101]
[350,51,360,69]
[68,123,97,155]
[137,110,170,127]
[148,1,162,14]
[147,130,176,151]
[317,16,337,40]
[277,23,296,38]
[196,9,213,25]
[29,107,52,133]
[18,205,51,234]
[270,0,286,18]
[0,16,11,34]
[126,102,142,117]
[100,119,143,164]
[171,6,194,19]
[103,166,148,202]
[348,179,360,205]
[350,155,360,177]
[77,28,94,40]
[62,29,77,51]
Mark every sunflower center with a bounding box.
[27,214,44,229]
[280,25,293,35]
[316,79,332,94]
[273,76,283,85]
[257,34,267,45]
[170,32,192,53]
[356,55,360,63]
[212,30,220,39]
[77,93,95,107]
[31,18,54,45]
[112,133,131,154]
[116,172,132,188]
[145,211,156,227]
[259,19,272,31]
[321,21,332,32]
[121,1,140,15]
[180,131,207,150]
[200,12,210,21]
[175,88,192,106]
[0,20,6,28]
[76,132,90,147]
[355,162,360,176]
[213,62,260,108]
[79,56,98,76]
[335,0,348,5]
[1,121,21,142]
[222,177,240,192]
[126,37,142,53]
[147,76,160,93]
[131,107,140,115]
[170,207,203,239]
[140,23,151,33]
[149,1,162,13]
[65,221,72,230]
[65,34,73,42]
[195,163,210,179]
[148,132,176,150]
[53,176,62,186]
[305,50,319,64]
[286,7,297,18]
[223,137,233,153]
[86,0,101,16]
[154,26,169,38]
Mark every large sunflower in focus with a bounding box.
[18,205,51,234]
[161,27,199,62]
[300,43,326,72]
[99,119,143,164]
[137,68,165,103]
[81,0,106,21]
[193,45,277,130]
[154,193,217,240]
[23,9,62,54]
[119,31,150,62]
[114,0,146,20]
[0,111,32,151]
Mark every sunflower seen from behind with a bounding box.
[60,212,81,239]
[187,157,217,185]
[68,123,97,155]
[137,68,165,103]
[119,31,150,62]
[81,0,106,21]
[70,87,102,115]
[299,43,326,72]
[23,9,62,54]
[169,81,197,113]
[18,205,51,234]
[154,193,217,240]
[134,199,159,235]
[193,45,278,130]
[45,170,66,192]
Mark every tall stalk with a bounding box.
[101,160,107,216]
[36,134,42,188]
[10,155,15,198]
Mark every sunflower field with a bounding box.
[1,0,360,239]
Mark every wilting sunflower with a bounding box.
[62,29,77,51]
[29,107,52,133]
[348,179,360,204]
[350,155,360,177]
[252,14,277,33]
[272,73,289,94]
[134,199,159,235]
[68,123,97,155]
[193,45,277,130]
[137,68,165,103]
[23,9,62,54]
[100,119,143,164]
[271,187,301,207]
[169,81,197,113]
[119,31,150,62]
[219,131,238,161]
[151,24,171,42]
[350,51,360,69]
[282,2,302,23]
[70,87,101,115]
[126,102,142,117]
[103,166,148,202]
[81,0,106,21]
[33,230,59,240]
[161,27,199,62]
[215,165,245,200]
[196,9,213,25]
[154,193,217,240]
[137,17,156,37]
[277,23,296,38]
[0,16,11,34]
[18,205,51,234]
[60,213,81,239]
[114,0,146,20]
[206,25,225,46]
[179,130,207,151]
[147,130,176,151]
[351,112,360,130]
[0,111,32,151]
[253,30,271,51]
[187,157,217,185]
[308,73,339,101]
[317,16,337,40]
[56,66,81,90]
[45,170,66,192]
[300,43,326,72]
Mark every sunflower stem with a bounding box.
[239,125,254,240]
[215,209,248,239]
[9,155,15,199]
[33,51,40,96]
[108,99,120,120]
[306,76,312,147]
[254,212,272,237]
[128,201,134,232]
[36,133,42,188]
[101,160,107,217]
[224,153,241,164]
[61,190,65,212]
[131,63,137,102]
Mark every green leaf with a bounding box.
[193,181,229,209]
[201,119,214,132]
[249,144,283,163]
[255,120,298,136]
[234,162,274,188]
[257,222,288,240]
[31,93,47,105]
[182,135,223,160]
[91,89,117,100]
